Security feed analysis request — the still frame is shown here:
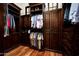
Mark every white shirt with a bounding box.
[69,3,79,23]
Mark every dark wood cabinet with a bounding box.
[44,9,63,51]
[62,3,79,55]
[21,15,30,30]
[3,3,21,52]
[0,4,4,55]
[20,15,30,45]
[4,33,20,51]
[20,32,30,45]
[27,3,44,49]
[63,27,74,55]
[50,32,59,50]
[44,32,50,49]
[63,24,79,55]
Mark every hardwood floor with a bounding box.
[4,45,63,56]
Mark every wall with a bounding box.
[14,3,62,15]
[14,3,29,15]
[45,3,62,11]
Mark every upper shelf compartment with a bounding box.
[25,3,44,15]
[30,4,43,15]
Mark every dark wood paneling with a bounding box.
[20,15,30,45]
[21,15,30,30]
[50,10,59,32]
[43,11,50,49]
[74,23,79,55]
[44,31,50,49]
[44,9,63,51]
[20,32,30,45]
[63,27,74,55]
[49,10,59,50]
[4,33,20,51]
[63,22,79,55]
[0,4,4,55]
[43,12,50,31]
[50,32,59,50]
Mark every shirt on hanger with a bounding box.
[69,3,79,23]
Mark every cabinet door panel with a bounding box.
[44,9,63,51]
[44,31,50,48]
[0,4,4,53]
[50,11,59,32]
[50,10,59,50]
[44,12,50,49]
[44,12,50,30]
[50,32,59,50]
[24,16,27,28]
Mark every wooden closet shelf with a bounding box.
[30,3,43,7]
[31,9,42,13]
[31,28,43,32]
[8,8,20,15]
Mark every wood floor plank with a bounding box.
[50,52,56,56]
[44,51,50,56]
[5,46,24,56]
[17,47,29,56]
[37,51,45,56]
[30,50,38,56]
[55,53,59,56]
[5,45,63,56]
[24,48,34,56]
[57,53,63,56]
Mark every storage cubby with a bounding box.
[28,3,44,50]
[4,3,21,52]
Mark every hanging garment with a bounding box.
[31,14,43,28]
[64,4,71,20]
[4,14,15,37]
[31,15,37,28]
[38,39,41,49]
[4,25,9,37]
[4,15,10,37]
[37,33,42,40]
[40,19,43,28]
[4,15,6,25]
[36,14,43,28]
[30,32,34,46]
[34,33,37,47]
[31,16,34,28]
[7,14,15,31]
[34,15,37,28]
[37,19,41,28]
[10,15,15,32]
[36,19,43,28]
[37,14,43,20]
[41,33,44,46]
[7,14,11,29]
[37,33,42,49]
[69,3,79,23]
[64,8,69,20]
